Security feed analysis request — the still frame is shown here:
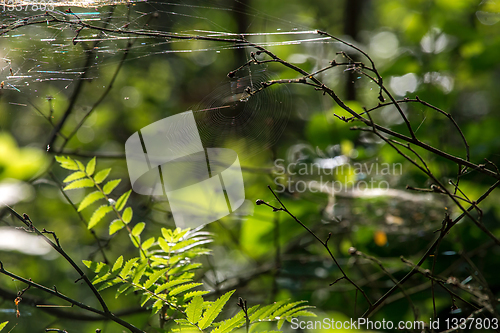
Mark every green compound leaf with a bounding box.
[88,205,113,229]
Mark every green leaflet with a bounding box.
[63,171,86,183]
[142,237,155,250]
[63,178,94,191]
[212,310,245,333]
[198,290,235,329]
[86,157,96,176]
[132,222,145,236]
[119,258,139,279]
[284,310,316,319]
[112,255,124,272]
[78,191,105,212]
[169,282,203,296]
[103,179,121,195]
[186,295,204,324]
[122,207,133,224]
[249,300,288,322]
[109,219,125,235]
[116,190,132,211]
[280,305,315,319]
[152,299,164,314]
[88,205,113,229]
[94,168,111,184]
[154,278,191,294]
[272,301,307,318]
[182,290,210,300]
[158,237,170,252]
[55,156,79,170]
[83,260,107,274]
[143,268,169,289]
[0,321,8,331]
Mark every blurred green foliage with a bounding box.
[1,0,500,332]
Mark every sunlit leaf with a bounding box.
[186,295,204,324]
[155,279,192,294]
[169,282,203,296]
[0,321,9,331]
[119,258,139,279]
[86,157,96,176]
[132,222,145,236]
[116,190,132,211]
[55,156,79,170]
[142,237,155,250]
[88,205,113,229]
[103,179,121,195]
[122,207,133,224]
[109,219,125,235]
[76,160,85,171]
[78,191,105,212]
[63,171,86,183]
[212,310,245,333]
[144,268,168,289]
[112,255,124,272]
[63,178,94,191]
[198,290,235,329]
[94,168,111,184]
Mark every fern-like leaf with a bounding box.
[186,295,204,324]
[143,268,169,289]
[212,310,245,333]
[169,282,203,296]
[198,290,235,329]
[119,258,139,279]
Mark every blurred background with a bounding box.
[1,0,500,332]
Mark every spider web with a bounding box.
[0,0,339,157]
